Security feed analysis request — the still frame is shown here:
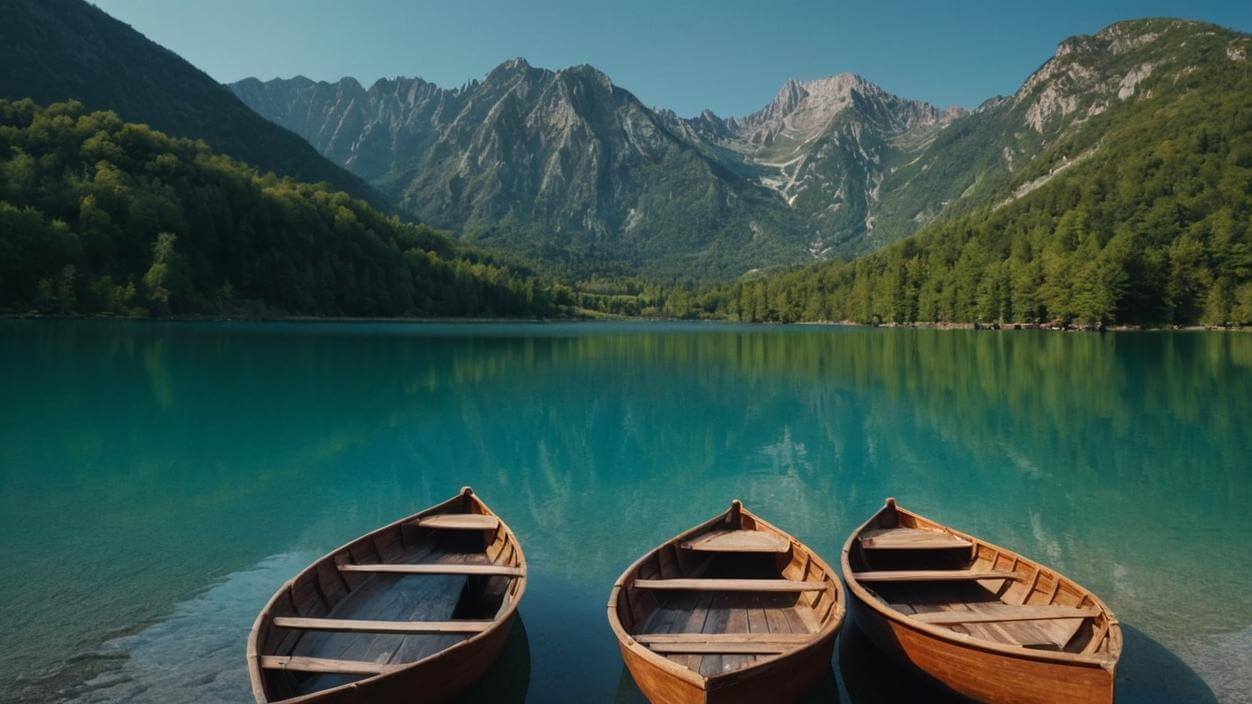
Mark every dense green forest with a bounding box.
[0,100,560,317]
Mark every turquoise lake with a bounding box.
[1,321,1248,703]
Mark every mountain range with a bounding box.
[0,0,1247,325]
[230,18,1249,278]
[231,63,959,276]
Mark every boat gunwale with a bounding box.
[839,499,1122,671]
[246,487,528,703]
[606,501,846,691]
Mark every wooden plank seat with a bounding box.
[646,642,799,655]
[413,514,499,530]
[633,629,815,656]
[854,569,1018,583]
[910,605,1100,625]
[679,530,791,554]
[633,578,825,592]
[271,617,494,634]
[633,633,813,645]
[337,563,523,577]
[259,655,402,676]
[859,527,973,550]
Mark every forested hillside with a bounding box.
[661,30,1252,327]
[0,0,377,205]
[0,100,557,318]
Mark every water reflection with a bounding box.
[452,617,531,704]
[615,663,840,703]
[0,321,1247,702]
[837,626,964,703]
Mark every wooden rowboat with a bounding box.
[247,487,526,703]
[608,500,845,704]
[841,499,1122,704]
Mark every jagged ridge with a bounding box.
[231,18,1251,277]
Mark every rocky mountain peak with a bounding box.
[727,71,955,151]
[556,63,616,91]
[729,73,859,143]
[334,76,364,92]
[748,72,872,126]
[797,72,877,99]
[764,78,809,116]
[485,56,538,84]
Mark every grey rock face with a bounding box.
[231,19,1232,275]
[233,63,956,275]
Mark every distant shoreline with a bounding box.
[2,313,1247,332]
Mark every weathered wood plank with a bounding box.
[663,591,710,672]
[860,527,973,550]
[295,546,470,683]
[259,655,401,675]
[720,598,753,672]
[680,530,790,554]
[854,569,1018,583]
[387,551,481,665]
[634,578,823,592]
[338,564,522,577]
[912,605,1099,625]
[413,514,499,530]
[699,594,731,677]
[272,617,492,634]
[649,642,797,655]
[633,633,813,644]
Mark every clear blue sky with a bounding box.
[94,0,1252,116]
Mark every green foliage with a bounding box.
[0,0,376,204]
[0,100,557,318]
[141,233,189,315]
[644,60,1252,327]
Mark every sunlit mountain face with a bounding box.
[232,19,1250,278]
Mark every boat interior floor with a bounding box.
[287,536,506,695]
[637,591,816,677]
[872,582,1087,652]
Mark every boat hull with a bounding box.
[618,630,836,704]
[848,589,1115,704]
[617,639,704,704]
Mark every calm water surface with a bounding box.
[0,321,1248,703]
